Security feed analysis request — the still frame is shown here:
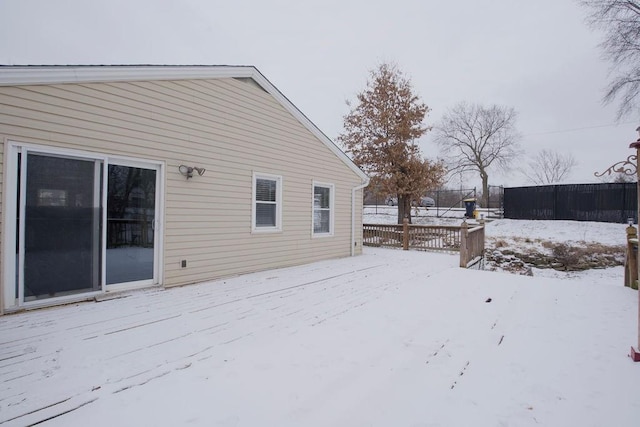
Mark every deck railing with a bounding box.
[363,219,485,268]
[362,223,406,249]
[460,222,485,268]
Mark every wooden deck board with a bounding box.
[0,259,402,425]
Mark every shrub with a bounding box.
[551,243,581,269]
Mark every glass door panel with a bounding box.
[106,164,156,285]
[23,153,102,300]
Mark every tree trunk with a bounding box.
[397,195,412,224]
[481,172,489,209]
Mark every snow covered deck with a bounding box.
[1,248,638,426]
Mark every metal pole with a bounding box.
[636,145,640,356]
[594,131,640,360]
[630,138,640,361]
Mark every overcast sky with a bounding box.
[0,0,637,188]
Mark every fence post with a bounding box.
[402,218,409,250]
[459,220,468,267]
[627,225,638,289]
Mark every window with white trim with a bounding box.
[313,182,334,236]
[252,173,282,232]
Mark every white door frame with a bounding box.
[104,158,163,293]
[2,141,164,311]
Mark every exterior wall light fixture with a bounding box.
[178,165,206,179]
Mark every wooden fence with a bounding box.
[504,182,636,223]
[363,219,485,268]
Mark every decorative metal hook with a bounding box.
[594,154,637,178]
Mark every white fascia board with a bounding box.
[0,65,369,183]
[0,65,255,86]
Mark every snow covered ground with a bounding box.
[365,205,629,282]
[0,216,638,426]
[364,205,629,247]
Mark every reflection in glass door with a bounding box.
[22,153,102,300]
[106,164,157,285]
[9,147,162,308]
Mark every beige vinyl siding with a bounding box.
[0,142,3,301]
[0,77,364,288]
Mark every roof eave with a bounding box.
[0,65,255,86]
[0,65,369,182]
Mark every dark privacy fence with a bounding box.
[504,182,637,223]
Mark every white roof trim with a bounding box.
[0,65,369,182]
[0,65,255,86]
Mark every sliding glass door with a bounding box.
[22,153,102,300]
[9,146,161,307]
[106,164,157,285]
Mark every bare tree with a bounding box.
[434,102,520,207]
[521,149,577,185]
[612,171,638,182]
[338,63,446,223]
[581,0,640,118]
